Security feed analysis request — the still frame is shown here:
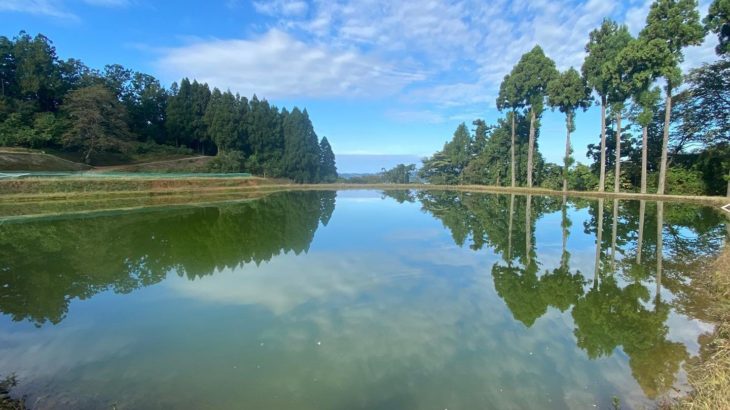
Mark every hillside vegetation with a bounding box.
[0,32,337,182]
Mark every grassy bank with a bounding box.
[2,178,728,206]
[674,246,730,409]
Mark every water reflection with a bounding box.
[0,190,727,408]
[416,190,727,399]
[0,191,336,325]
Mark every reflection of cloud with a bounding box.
[167,251,423,314]
[0,193,716,409]
[383,228,442,242]
[0,322,134,378]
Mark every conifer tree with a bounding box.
[547,68,592,192]
[509,46,557,188]
[640,0,704,194]
[318,136,338,183]
[582,19,632,192]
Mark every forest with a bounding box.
[419,0,730,196]
[0,32,337,182]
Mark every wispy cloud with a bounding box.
[151,0,718,111]
[253,0,309,17]
[155,29,425,98]
[82,0,131,7]
[0,0,78,20]
[0,0,133,21]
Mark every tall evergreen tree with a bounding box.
[283,108,320,183]
[204,89,240,153]
[496,73,522,187]
[582,19,633,192]
[615,38,673,193]
[318,136,338,183]
[165,78,193,148]
[604,31,636,193]
[509,46,557,188]
[640,0,704,195]
[547,68,592,193]
[471,119,489,156]
[190,80,211,154]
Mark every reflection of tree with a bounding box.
[380,190,416,204]
[418,191,559,265]
[572,275,688,399]
[0,191,336,326]
[492,261,543,327]
[422,192,725,399]
[492,258,585,327]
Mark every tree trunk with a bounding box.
[599,96,607,192]
[656,201,664,301]
[563,112,571,193]
[593,198,604,286]
[636,200,645,264]
[641,126,648,194]
[614,111,622,193]
[726,174,729,198]
[657,89,672,195]
[85,133,95,165]
[527,110,536,188]
[511,112,516,188]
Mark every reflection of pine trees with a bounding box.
[417,191,561,265]
[0,191,336,326]
[572,277,688,398]
[420,192,727,399]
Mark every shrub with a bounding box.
[207,151,246,173]
[665,167,707,196]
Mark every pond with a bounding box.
[0,190,728,409]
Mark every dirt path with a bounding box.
[91,156,211,172]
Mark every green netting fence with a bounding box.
[0,171,253,179]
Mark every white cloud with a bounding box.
[155,29,425,98]
[82,0,130,6]
[0,0,132,20]
[0,0,78,20]
[253,0,309,17]
[152,0,721,108]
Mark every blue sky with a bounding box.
[0,0,718,173]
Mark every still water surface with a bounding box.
[0,190,728,409]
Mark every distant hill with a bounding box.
[336,154,423,174]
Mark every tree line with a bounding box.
[420,0,729,196]
[0,31,337,182]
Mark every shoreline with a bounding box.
[1,178,728,206]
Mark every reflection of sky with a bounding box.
[0,191,720,410]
